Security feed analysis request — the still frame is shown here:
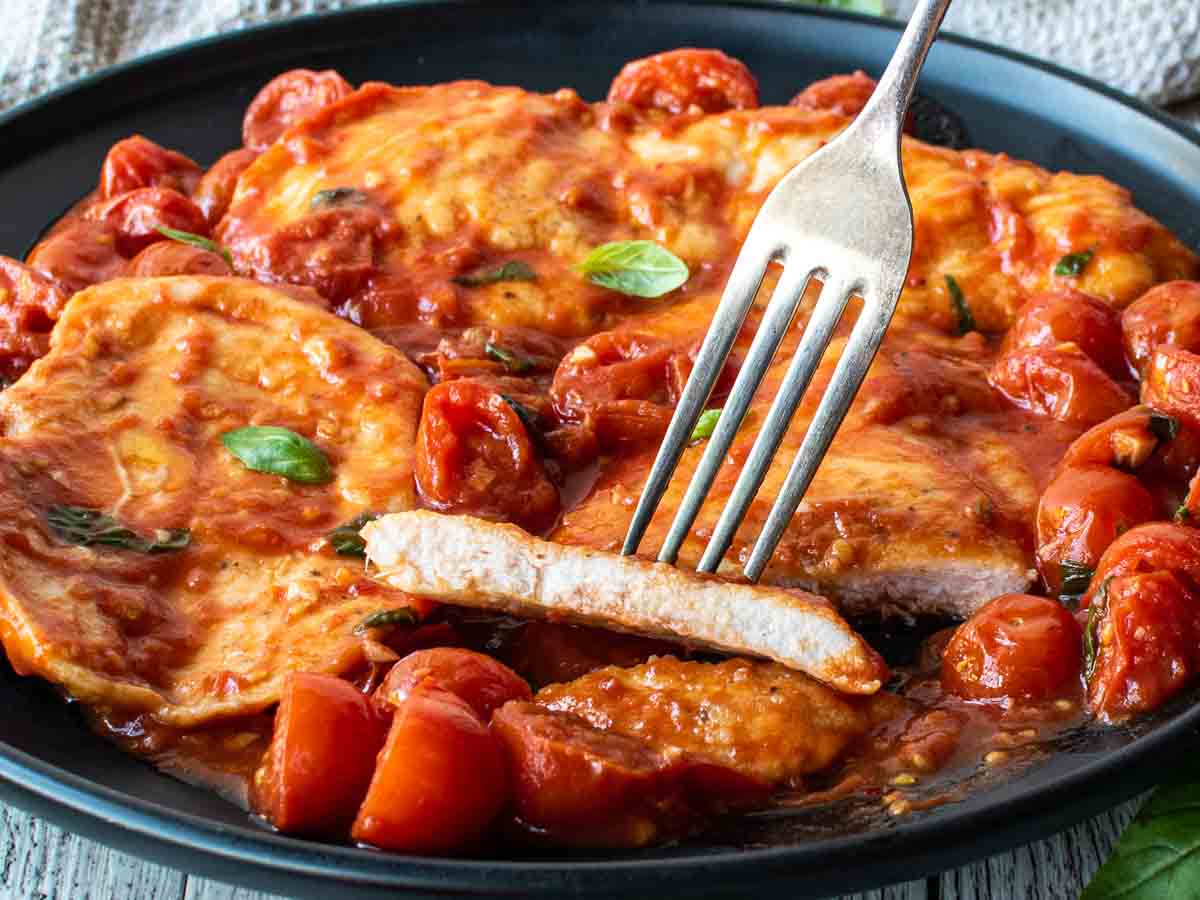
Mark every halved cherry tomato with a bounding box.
[789,71,878,118]
[1087,571,1200,721]
[1002,290,1125,378]
[192,147,258,228]
[125,241,231,277]
[988,346,1132,426]
[941,594,1082,703]
[26,219,125,293]
[607,49,759,115]
[376,648,530,720]
[1036,465,1158,594]
[252,672,388,837]
[243,69,354,150]
[0,257,68,382]
[88,187,208,257]
[1142,345,1200,433]
[551,332,674,415]
[352,685,507,854]
[99,135,202,200]
[1122,281,1200,377]
[415,380,560,532]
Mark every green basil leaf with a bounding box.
[485,341,534,374]
[46,505,190,554]
[1054,249,1094,278]
[327,511,382,558]
[945,274,975,335]
[311,187,369,209]
[221,426,333,484]
[500,395,545,448]
[1149,411,1180,443]
[453,260,536,287]
[354,607,419,634]
[1176,504,1193,524]
[1082,756,1200,899]
[578,240,689,298]
[1083,576,1113,680]
[154,227,233,266]
[691,408,722,443]
[1059,559,1095,601]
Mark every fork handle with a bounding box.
[854,0,953,143]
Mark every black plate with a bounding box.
[1,2,1199,897]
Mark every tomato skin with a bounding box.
[1142,345,1200,433]
[243,69,354,150]
[252,673,388,837]
[941,594,1083,703]
[1088,571,1200,721]
[88,187,208,257]
[607,49,759,115]
[125,241,231,277]
[351,686,507,854]
[511,622,678,688]
[0,257,68,382]
[376,648,531,720]
[789,71,878,118]
[1036,465,1158,594]
[192,148,258,228]
[1086,522,1200,605]
[99,135,202,200]
[1122,281,1200,377]
[415,380,560,533]
[26,219,126,294]
[988,346,1132,426]
[1002,290,1125,378]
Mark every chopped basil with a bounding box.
[46,505,190,554]
[578,240,689,298]
[1054,249,1094,278]
[501,395,543,445]
[154,226,233,266]
[690,408,722,443]
[311,187,368,209]
[944,275,975,335]
[453,260,536,287]
[327,512,382,557]
[221,426,333,484]
[354,607,418,634]
[1059,559,1094,601]
[485,341,534,374]
[1083,576,1113,680]
[1148,411,1180,443]
[1176,504,1192,524]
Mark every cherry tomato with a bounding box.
[789,71,878,118]
[243,69,354,150]
[988,346,1133,426]
[192,148,258,228]
[88,187,208,257]
[376,648,530,720]
[251,672,388,836]
[0,257,68,382]
[941,594,1083,703]
[1087,571,1200,720]
[1122,281,1200,377]
[415,380,560,533]
[1087,522,1200,604]
[26,219,125,294]
[607,49,759,115]
[1060,406,1163,470]
[1142,345,1200,433]
[99,135,202,200]
[125,241,231,277]
[351,685,507,854]
[1002,290,1125,378]
[511,621,679,688]
[1036,465,1158,594]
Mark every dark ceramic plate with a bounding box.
[1,2,1199,897]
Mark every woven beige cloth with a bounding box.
[1,0,1198,120]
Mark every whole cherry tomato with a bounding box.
[192,147,258,228]
[1122,281,1200,377]
[243,69,354,150]
[26,219,125,294]
[1002,290,1125,378]
[789,71,878,118]
[376,648,530,720]
[988,346,1132,426]
[125,241,231,277]
[608,49,759,115]
[88,187,208,257]
[99,135,202,200]
[1142,345,1200,433]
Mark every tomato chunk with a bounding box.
[1002,290,1125,378]
[26,219,125,294]
[88,187,208,257]
[608,49,759,115]
[1087,571,1200,720]
[0,257,68,382]
[789,71,878,118]
[941,594,1083,703]
[988,346,1132,426]
[192,147,258,228]
[252,672,388,837]
[1036,465,1158,594]
[352,686,506,854]
[243,69,354,150]
[125,241,231,277]
[415,380,560,532]
[99,135,202,200]
[1142,345,1200,433]
[376,648,531,720]
[1122,281,1200,377]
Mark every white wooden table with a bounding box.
[0,795,1142,899]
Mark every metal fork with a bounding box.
[622,0,953,581]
